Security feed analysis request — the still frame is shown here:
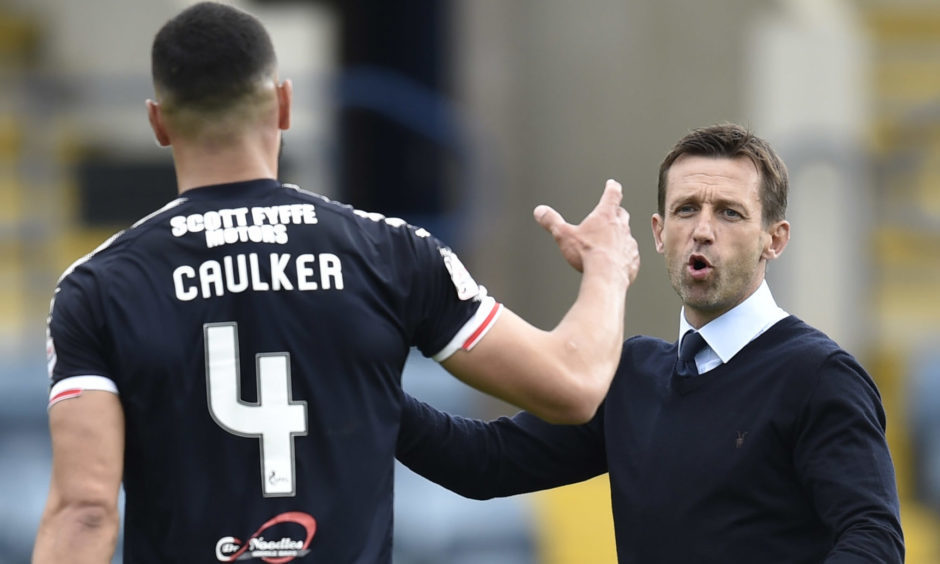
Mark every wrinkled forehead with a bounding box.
[665,154,761,203]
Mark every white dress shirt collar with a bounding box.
[678,280,789,372]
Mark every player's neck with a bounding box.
[171,133,280,194]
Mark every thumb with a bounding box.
[599,178,623,208]
[533,204,566,234]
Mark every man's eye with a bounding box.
[675,205,695,215]
[722,209,742,219]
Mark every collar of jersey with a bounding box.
[181,178,281,200]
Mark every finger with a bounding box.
[616,205,632,227]
[599,178,623,208]
[533,204,567,234]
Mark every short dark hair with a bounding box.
[151,2,277,113]
[657,124,788,225]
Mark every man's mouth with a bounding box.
[687,254,713,279]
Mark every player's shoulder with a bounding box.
[56,197,187,286]
[283,184,440,246]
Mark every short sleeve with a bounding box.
[400,228,501,360]
[47,269,116,400]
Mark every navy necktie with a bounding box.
[675,330,707,379]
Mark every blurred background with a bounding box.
[1,0,939,562]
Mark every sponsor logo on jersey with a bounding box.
[170,204,318,249]
[440,248,480,300]
[215,511,316,562]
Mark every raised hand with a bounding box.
[534,179,640,286]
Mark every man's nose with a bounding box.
[691,210,715,243]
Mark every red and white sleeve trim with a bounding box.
[48,375,119,409]
[432,295,503,362]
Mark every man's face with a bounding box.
[651,155,788,328]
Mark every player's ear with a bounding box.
[146,100,171,147]
[276,79,292,131]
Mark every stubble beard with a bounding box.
[675,270,723,313]
[673,260,762,318]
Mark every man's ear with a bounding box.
[146,99,171,147]
[651,213,666,254]
[761,219,790,261]
[276,79,292,131]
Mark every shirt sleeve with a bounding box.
[46,270,119,407]
[399,226,502,360]
[396,393,608,499]
[793,351,904,563]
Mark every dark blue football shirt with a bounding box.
[46,179,502,563]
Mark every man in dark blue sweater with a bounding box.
[397,124,904,563]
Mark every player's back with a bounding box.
[48,179,488,563]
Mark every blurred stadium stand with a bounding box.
[864,2,940,560]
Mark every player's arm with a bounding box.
[396,393,607,499]
[442,179,639,424]
[794,353,904,563]
[33,391,124,564]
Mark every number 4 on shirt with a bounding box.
[204,322,308,497]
